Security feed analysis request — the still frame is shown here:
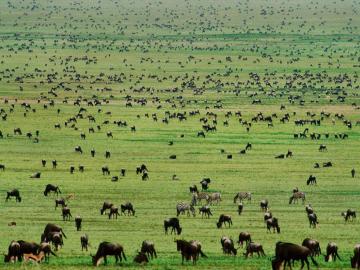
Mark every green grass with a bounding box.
[0,0,359,269]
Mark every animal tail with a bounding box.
[121,250,127,261]
[61,229,67,239]
[50,250,57,257]
[335,251,341,261]
[310,256,318,266]
[199,250,207,258]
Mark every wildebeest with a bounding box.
[105,151,111,158]
[244,242,265,258]
[44,184,61,196]
[100,202,113,215]
[308,213,319,228]
[266,217,280,233]
[133,251,148,264]
[342,209,356,222]
[30,172,41,178]
[4,241,21,262]
[102,166,110,175]
[175,239,207,265]
[200,178,211,190]
[62,207,72,221]
[108,206,120,219]
[141,240,157,259]
[55,198,66,209]
[324,242,341,262]
[238,202,244,215]
[238,232,252,248]
[74,146,83,154]
[52,160,57,169]
[351,244,360,269]
[199,205,212,218]
[91,242,127,266]
[302,238,321,256]
[121,202,135,216]
[39,242,57,262]
[289,192,306,204]
[305,204,314,214]
[75,216,82,231]
[307,175,317,185]
[260,199,269,211]
[351,168,356,178]
[319,144,327,151]
[217,214,232,228]
[81,234,89,251]
[275,154,285,159]
[233,192,252,203]
[6,189,21,202]
[323,161,333,167]
[164,217,182,235]
[0,164,5,171]
[42,223,67,242]
[272,242,318,270]
[221,236,237,255]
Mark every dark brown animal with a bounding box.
[238,232,252,248]
[6,189,21,202]
[351,244,360,269]
[266,217,280,233]
[164,218,182,235]
[141,240,157,259]
[81,234,89,251]
[91,242,126,266]
[244,242,265,258]
[217,214,232,228]
[302,238,321,257]
[221,236,237,255]
[324,242,341,262]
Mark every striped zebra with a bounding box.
[233,192,252,203]
[176,202,195,217]
[289,192,306,204]
[206,192,221,205]
[193,192,209,205]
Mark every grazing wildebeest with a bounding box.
[42,159,46,167]
[100,202,113,215]
[60,207,72,221]
[164,217,182,235]
[221,236,237,255]
[6,189,21,202]
[308,213,319,228]
[91,149,95,157]
[234,192,252,203]
[286,150,293,158]
[102,166,110,175]
[197,131,205,138]
[319,144,327,151]
[238,202,244,215]
[175,239,207,265]
[120,169,126,176]
[30,172,41,178]
[44,184,61,196]
[260,199,269,211]
[81,234,89,251]
[289,192,306,204]
[4,241,21,262]
[266,217,280,233]
[121,202,135,216]
[169,154,176,159]
[227,154,232,159]
[200,178,211,190]
[302,238,321,257]
[55,198,66,209]
[42,223,67,242]
[314,163,320,168]
[275,154,285,159]
[141,240,157,259]
[199,205,212,218]
[107,131,113,138]
[245,143,252,150]
[74,146,83,154]
[133,251,148,264]
[142,172,149,180]
[307,175,317,185]
[0,164,5,171]
[39,242,57,262]
[105,151,111,158]
[47,232,63,251]
[342,209,356,222]
[351,244,360,269]
[14,128,22,135]
[75,216,82,231]
[91,242,126,266]
[244,242,265,258]
[305,204,314,214]
[272,242,318,270]
[324,242,341,262]
[52,160,57,169]
[323,161,332,167]
[217,214,232,228]
[108,206,120,219]
[238,232,252,248]
[352,168,356,178]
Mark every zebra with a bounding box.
[233,192,252,203]
[176,202,195,217]
[289,192,306,204]
[206,192,222,205]
[193,192,209,205]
